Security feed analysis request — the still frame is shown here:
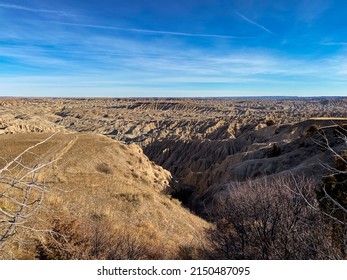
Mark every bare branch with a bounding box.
[0,133,57,248]
[0,132,57,175]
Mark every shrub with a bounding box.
[307,124,319,135]
[266,119,275,126]
[36,217,166,260]
[96,163,113,174]
[268,143,281,158]
[203,175,337,259]
[316,150,347,258]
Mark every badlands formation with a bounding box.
[0,97,347,259]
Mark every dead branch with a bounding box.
[0,133,57,248]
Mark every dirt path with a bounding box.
[54,135,78,160]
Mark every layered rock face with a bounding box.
[145,119,347,213]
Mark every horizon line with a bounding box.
[1,95,346,99]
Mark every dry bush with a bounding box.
[313,126,347,257]
[266,119,275,126]
[203,175,338,259]
[268,143,281,158]
[307,124,319,135]
[177,244,202,260]
[96,163,113,174]
[36,215,167,260]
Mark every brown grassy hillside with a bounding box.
[0,133,208,259]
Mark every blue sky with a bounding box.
[0,0,347,97]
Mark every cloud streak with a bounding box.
[48,21,253,39]
[320,41,347,46]
[1,38,339,82]
[234,10,274,35]
[0,2,72,16]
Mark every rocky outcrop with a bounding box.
[145,119,347,213]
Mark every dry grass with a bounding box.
[0,133,208,259]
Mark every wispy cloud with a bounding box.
[2,21,345,83]
[234,10,274,35]
[0,2,72,16]
[320,41,347,46]
[1,37,339,81]
[47,21,252,39]
[1,10,346,97]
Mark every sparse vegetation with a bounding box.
[36,217,166,260]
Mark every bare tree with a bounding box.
[0,134,56,248]
[203,175,336,259]
[311,125,347,257]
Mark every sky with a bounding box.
[0,0,347,97]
